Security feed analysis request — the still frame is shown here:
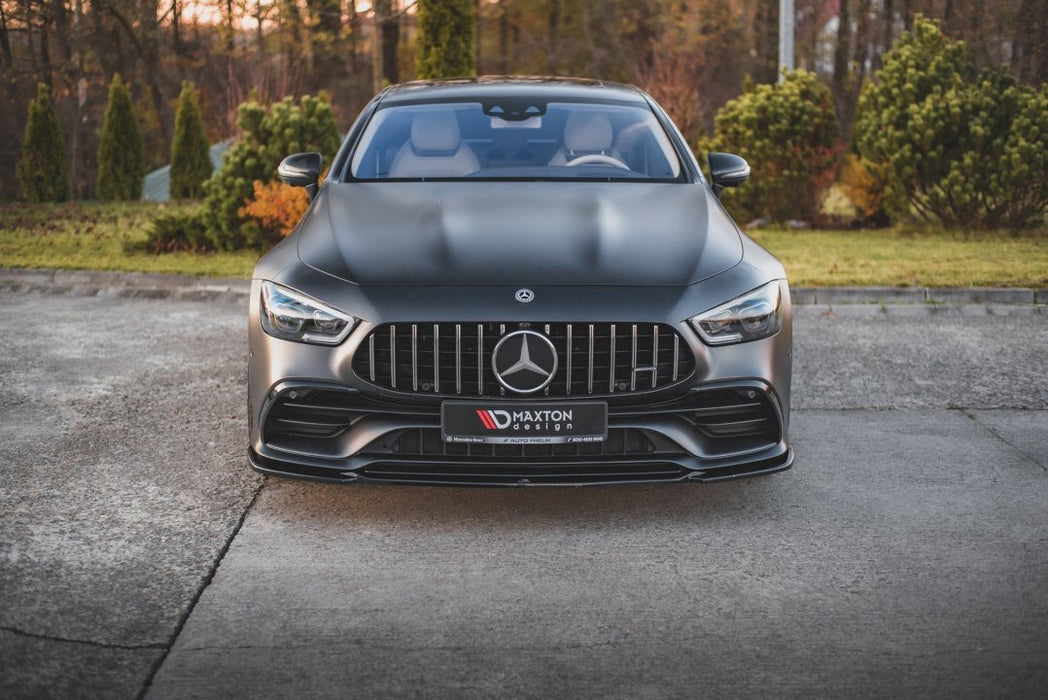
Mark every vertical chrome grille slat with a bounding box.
[356,321,692,397]
[390,325,397,389]
[566,324,572,395]
[411,324,419,391]
[673,334,680,381]
[369,334,375,381]
[587,324,594,394]
[477,324,484,394]
[652,325,659,388]
[630,324,638,391]
[455,324,462,394]
[432,324,440,393]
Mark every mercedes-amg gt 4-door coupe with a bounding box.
[248,77,793,486]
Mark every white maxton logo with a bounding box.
[483,409,574,430]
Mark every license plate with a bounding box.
[442,401,607,444]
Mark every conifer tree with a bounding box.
[416,0,475,79]
[170,82,212,200]
[15,83,72,203]
[96,74,146,200]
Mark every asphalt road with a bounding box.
[1,290,1046,699]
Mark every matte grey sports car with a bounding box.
[248,77,793,485]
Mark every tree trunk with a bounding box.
[382,1,399,85]
[499,0,508,74]
[1015,0,1048,84]
[372,0,398,90]
[475,0,482,73]
[71,0,85,197]
[348,0,358,73]
[841,0,872,135]
[172,0,182,56]
[833,0,851,122]
[943,0,956,34]
[548,0,559,74]
[1032,0,1048,84]
[253,2,266,62]
[38,4,52,87]
[52,0,72,67]
[22,0,37,74]
[754,0,778,84]
[140,1,170,153]
[0,2,13,69]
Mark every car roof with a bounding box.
[378,76,650,106]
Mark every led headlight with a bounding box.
[260,281,355,345]
[690,280,783,345]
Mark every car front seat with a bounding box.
[548,111,619,166]
[389,111,480,178]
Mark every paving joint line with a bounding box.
[958,409,1048,473]
[0,624,165,651]
[135,479,266,700]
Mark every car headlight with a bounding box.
[689,280,783,345]
[259,281,355,345]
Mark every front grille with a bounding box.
[353,322,694,397]
[363,427,684,461]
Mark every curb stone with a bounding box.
[0,269,1044,313]
[792,285,1043,305]
[0,268,249,303]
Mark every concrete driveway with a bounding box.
[1,289,1045,699]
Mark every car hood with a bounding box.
[297,181,743,286]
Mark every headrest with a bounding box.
[564,112,613,153]
[411,111,462,156]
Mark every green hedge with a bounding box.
[96,74,146,201]
[854,15,1048,228]
[16,84,72,203]
[706,70,842,224]
[201,93,340,250]
[170,82,212,200]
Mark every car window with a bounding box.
[349,100,683,181]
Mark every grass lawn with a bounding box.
[751,227,1048,287]
[1,201,1045,287]
[0,201,258,279]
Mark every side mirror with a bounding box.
[278,152,323,200]
[707,152,750,197]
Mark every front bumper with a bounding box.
[247,279,793,486]
[248,378,791,486]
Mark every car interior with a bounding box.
[351,101,682,180]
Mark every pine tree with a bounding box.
[96,74,146,200]
[170,82,212,200]
[15,83,72,203]
[416,0,476,79]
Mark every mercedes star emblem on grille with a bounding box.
[492,331,558,393]
[514,288,535,303]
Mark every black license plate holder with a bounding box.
[441,401,607,444]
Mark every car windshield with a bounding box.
[349,100,683,181]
